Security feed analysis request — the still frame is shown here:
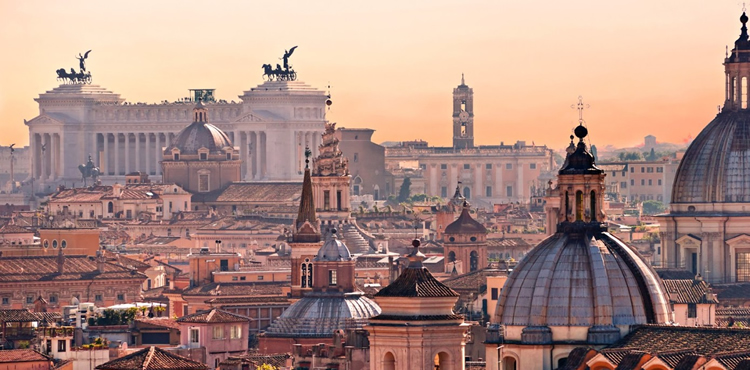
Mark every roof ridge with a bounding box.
[141,346,155,370]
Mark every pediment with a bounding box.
[675,234,701,246]
[726,233,750,246]
[232,111,265,123]
[25,114,67,127]
[586,353,616,369]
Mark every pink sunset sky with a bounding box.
[0,0,741,148]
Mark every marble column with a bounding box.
[145,133,151,175]
[43,133,51,181]
[250,131,257,180]
[103,133,109,175]
[135,133,141,174]
[114,133,120,176]
[260,132,267,179]
[125,133,131,175]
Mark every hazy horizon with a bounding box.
[0,0,740,148]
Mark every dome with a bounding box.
[495,231,670,342]
[444,203,486,235]
[263,292,380,337]
[168,102,233,155]
[672,110,750,203]
[315,229,352,261]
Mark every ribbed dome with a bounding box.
[263,292,380,337]
[444,204,486,234]
[495,231,670,337]
[672,110,750,203]
[315,229,352,261]
[170,121,233,155]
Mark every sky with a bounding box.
[0,0,741,149]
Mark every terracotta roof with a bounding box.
[0,309,50,323]
[0,255,146,282]
[486,237,531,249]
[221,353,290,368]
[0,223,30,234]
[375,266,458,298]
[176,308,250,323]
[192,182,301,203]
[0,349,51,363]
[718,308,750,317]
[716,283,750,300]
[95,346,207,370]
[655,269,697,280]
[608,325,750,356]
[653,349,699,368]
[662,279,718,304]
[713,350,750,369]
[206,296,291,305]
[135,317,181,330]
[182,282,285,296]
[559,347,596,370]
[614,351,648,370]
[444,205,486,235]
[672,354,704,370]
[443,268,505,295]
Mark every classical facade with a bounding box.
[335,127,392,200]
[486,124,671,370]
[385,77,555,207]
[25,77,328,188]
[658,12,750,283]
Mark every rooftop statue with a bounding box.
[56,50,92,84]
[262,46,298,81]
[78,155,101,186]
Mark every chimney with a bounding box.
[57,246,64,274]
[96,250,105,273]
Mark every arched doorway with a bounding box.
[463,187,471,199]
[448,251,456,262]
[502,356,517,370]
[383,352,395,370]
[470,250,479,271]
[434,352,450,370]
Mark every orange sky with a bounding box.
[0,1,740,149]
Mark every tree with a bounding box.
[398,177,411,203]
[618,151,643,161]
[642,200,666,215]
[256,364,277,370]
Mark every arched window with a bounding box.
[434,352,450,370]
[743,76,748,109]
[301,264,308,288]
[502,357,517,370]
[301,259,313,288]
[107,202,113,213]
[735,77,739,102]
[383,352,396,370]
[448,251,456,262]
[575,190,584,221]
[590,190,597,221]
[470,250,479,272]
[463,187,471,199]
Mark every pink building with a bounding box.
[176,308,250,369]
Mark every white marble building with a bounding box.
[24,79,328,188]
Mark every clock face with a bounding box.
[458,110,470,122]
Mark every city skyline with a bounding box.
[0,0,739,148]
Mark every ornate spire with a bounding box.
[312,122,349,176]
[193,98,208,123]
[293,149,320,243]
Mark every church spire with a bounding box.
[725,11,750,111]
[293,147,320,243]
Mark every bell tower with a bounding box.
[453,74,474,148]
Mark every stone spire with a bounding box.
[293,148,320,243]
[312,122,348,176]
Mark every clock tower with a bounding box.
[453,74,474,148]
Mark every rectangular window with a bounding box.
[240,276,246,281]
[441,187,448,198]
[688,303,697,318]
[329,270,337,286]
[49,295,58,304]
[486,186,492,197]
[337,191,342,211]
[621,181,627,189]
[737,252,750,282]
[631,179,635,186]
[648,179,653,186]
[641,167,645,173]
[529,163,537,170]
[95,294,102,302]
[641,179,645,186]
[220,259,229,271]
[647,167,654,173]
[257,275,264,281]
[491,288,499,300]
[630,167,634,173]
[657,167,663,173]
[485,163,492,169]
[199,174,209,192]
[658,179,662,186]
[506,163,512,170]
[230,325,242,339]
[58,339,67,352]
[200,152,207,160]
[190,328,199,344]
[324,190,331,211]
[440,164,447,170]
[212,326,224,339]
[117,294,124,301]
[232,276,238,281]
[612,172,616,177]
[463,164,470,170]
[1,297,8,305]
[26,296,33,304]
[506,186,513,197]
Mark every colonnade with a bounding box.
[96,132,176,176]
[31,132,61,182]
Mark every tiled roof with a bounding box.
[192,182,301,203]
[558,347,596,370]
[444,206,487,235]
[442,268,505,295]
[655,268,696,280]
[608,325,750,356]
[672,355,703,370]
[718,308,750,317]
[0,255,146,282]
[486,237,531,249]
[0,309,50,323]
[654,349,699,368]
[716,283,750,299]
[614,351,648,370]
[662,279,718,304]
[0,223,30,234]
[176,308,250,323]
[206,296,290,305]
[369,314,463,321]
[221,353,290,368]
[182,282,285,296]
[135,317,181,330]
[375,266,458,298]
[601,348,635,364]
[0,349,51,363]
[95,346,207,370]
[713,350,750,369]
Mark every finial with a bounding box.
[571,96,590,140]
[461,73,465,85]
[304,146,311,169]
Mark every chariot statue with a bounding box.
[262,46,298,81]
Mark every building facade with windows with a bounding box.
[599,159,680,203]
[385,77,555,208]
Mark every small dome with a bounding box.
[495,232,670,340]
[672,111,750,203]
[315,229,352,261]
[444,203,486,235]
[168,103,233,155]
[263,292,380,337]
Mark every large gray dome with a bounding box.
[169,121,233,155]
[672,110,750,203]
[495,232,670,335]
[263,292,380,337]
